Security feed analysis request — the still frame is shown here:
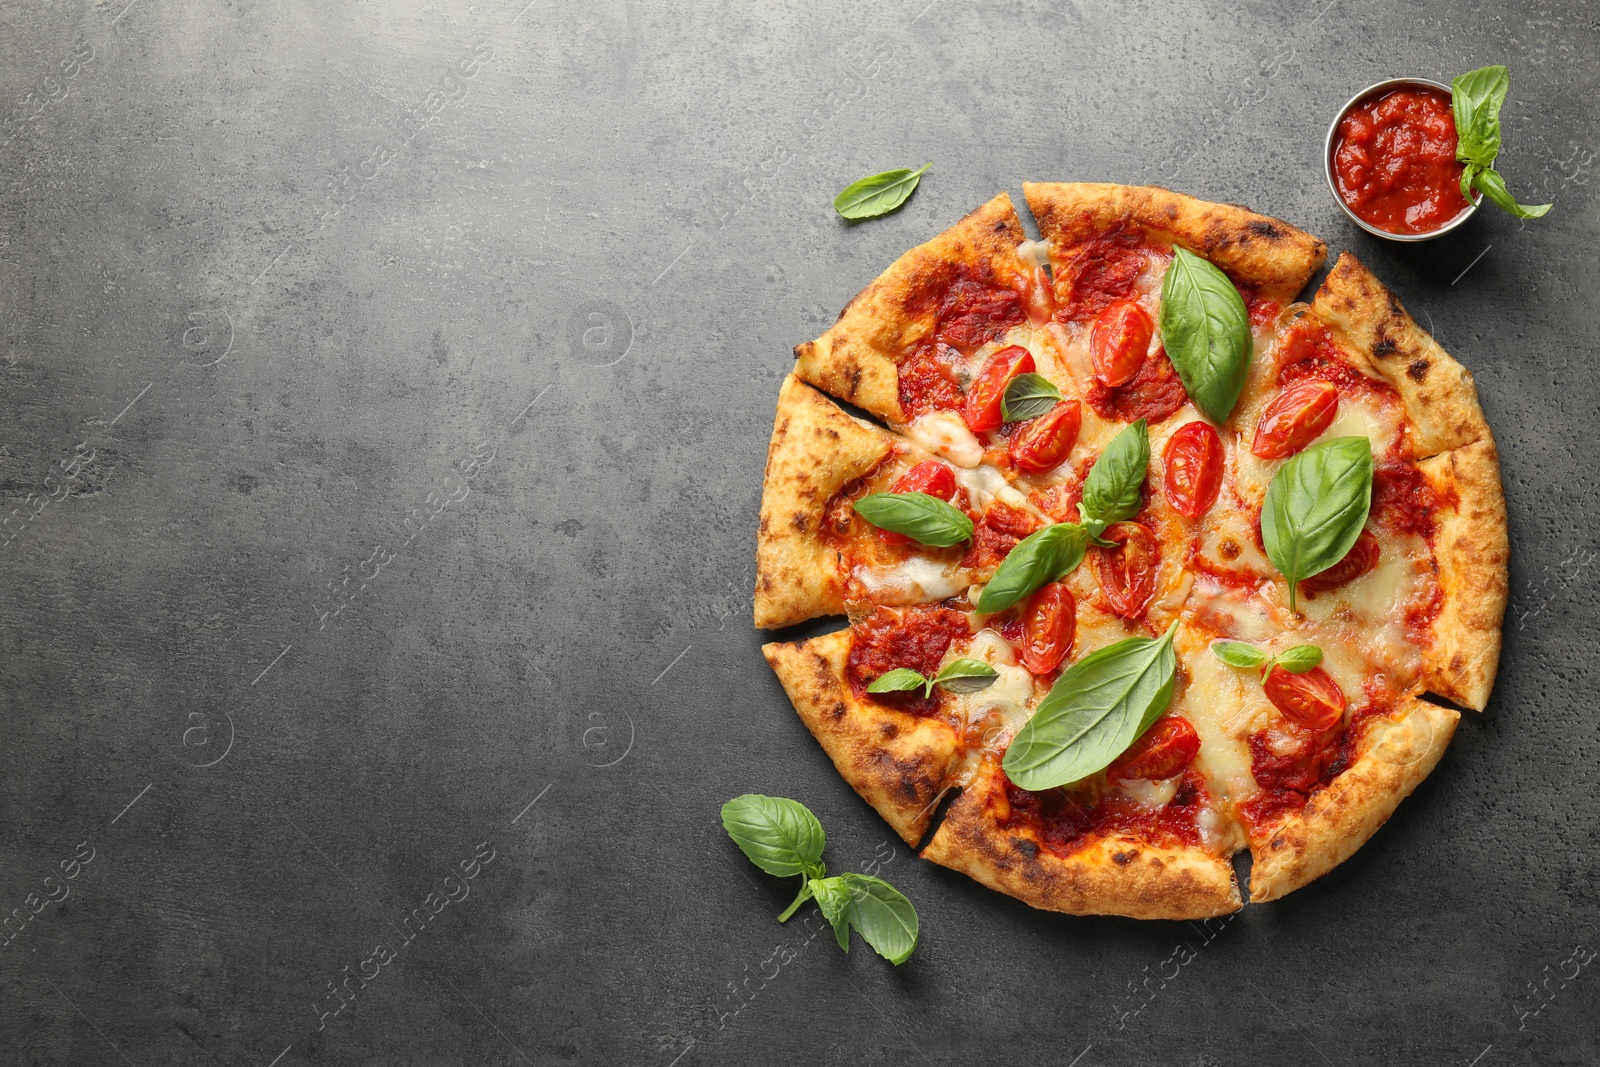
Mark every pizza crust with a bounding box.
[1022,182,1327,300]
[1247,696,1459,903]
[1419,440,1510,711]
[755,375,897,629]
[792,192,1029,422]
[1311,252,1491,458]
[763,630,963,846]
[921,763,1242,919]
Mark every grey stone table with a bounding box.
[1,1,1596,1064]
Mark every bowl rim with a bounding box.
[1323,75,1479,242]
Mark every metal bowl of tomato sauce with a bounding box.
[1324,76,1478,242]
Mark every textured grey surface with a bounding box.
[0,1,1596,1064]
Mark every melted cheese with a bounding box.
[853,556,968,603]
[1117,777,1180,809]
[1015,239,1051,268]
[942,628,1041,744]
[904,412,983,469]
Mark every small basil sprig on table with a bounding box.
[1451,65,1551,220]
[1261,437,1374,612]
[866,657,999,698]
[720,795,919,964]
[853,491,973,547]
[833,163,932,221]
[1002,373,1063,423]
[1211,639,1323,676]
[1077,418,1149,545]
[1003,624,1179,790]
[1159,247,1253,424]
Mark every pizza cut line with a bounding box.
[755,183,1508,920]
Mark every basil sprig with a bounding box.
[1452,65,1551,220]
[833,163,932,221]
[1261,437,1374,612]
[1002,624,1179,790]
[853,491,973,547]
[866,657,999,698]
[720,794,919,964]
[1211,639,1322,676]
[1077,418,1149,545]
[1159,247,1253,423]
[1001,373,1063,423]
[975,523,1087,614]
[975,420,1150,612]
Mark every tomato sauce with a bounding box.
[995,768,1207,857]
[1085,346,1189,424]
[1370,458,1439,538]
[1332,86,1472,235]
[1052,220,1159,322]
[960,501,1039,572]
[846,606,971,717]
[1236,704,1387,830]
[934,267,1026,353]
[896,342,964,420]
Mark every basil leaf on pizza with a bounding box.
[932,658,999,693]
[721,794,826,881]
[1077,418,1149,543]
[1159,247,1253,423]
[833,163,932,220]
[853,491,973,547]
[1272,644,1323,673]
[867,667,935,697]
[836,873,919,965]
[1001,373,1063,423]
[868,660,997,698]
[1211,640,1271,670]
[1211,639,1322,675]
[1003,624,1178,790]
[1261,437,1374,611]
[975,522,1088,613]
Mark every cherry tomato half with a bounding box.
[963,345,1036,433]
[1089,520,1159,619]
[878,460,958,546]
[1162,421,1224,519]
[1009,400,1082,474]
[1021,582,1076,675]
[1107,716,1201,782]
[1263,664,1347,732]
[1089,300,1154,388]
[1300,528,1380,597]
[1250,380,1339,459]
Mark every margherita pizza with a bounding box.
[755,184,1507,920]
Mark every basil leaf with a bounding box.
[1211,640,1271,670]
[866,667,933,697]
[1261,437,1374,613]
[975,523,1088,614]
[777,878,816,922]
[1002,625,1179,790]
[1080,418,1149,527]
[810,876,852,952]
[1470,165,1551,219]
[933,658,999,694]
[1272,644,1323,673]
[833,163,932,221]
[853,491,973,548]
[1001,373,1063,423]
[1159,247,1253,423]
[1451,65,1509,167]
[838,873,919,965]
[1459,161,1481,204]
[720,795,826,880]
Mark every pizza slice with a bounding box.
[757,374,1074,629]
